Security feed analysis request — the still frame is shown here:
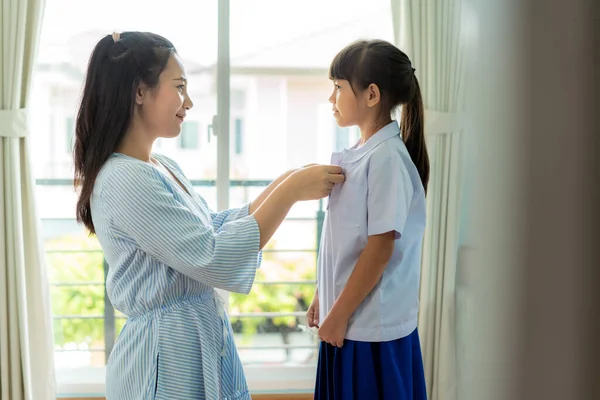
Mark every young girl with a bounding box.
[306,39,430,399]
[74,32,344,399]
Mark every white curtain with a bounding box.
[0,0,56,399]
[391,1,468,399]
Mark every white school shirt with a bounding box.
[317,121,426,342]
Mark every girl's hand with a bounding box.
[317,311,348,348]
[284,165,344,201]
[306,292,320,328]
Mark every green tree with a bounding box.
[229,240,317,339]
[47,231,318,347]
[46,234,105,348]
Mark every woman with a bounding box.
[74,31,344,400]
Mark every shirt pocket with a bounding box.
[331,181,366,230]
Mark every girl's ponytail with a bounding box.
[401,76,430,193]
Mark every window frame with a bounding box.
[43,0,349,395]
[178,120,201,150]
[55,365,316,397]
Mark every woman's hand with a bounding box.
[251,165,342,249]
[283,165,344,201]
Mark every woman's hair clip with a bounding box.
[112,32,121,43]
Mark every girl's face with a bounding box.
[328,79,371,128]
[137,53,194,139]
[329,79,359,127]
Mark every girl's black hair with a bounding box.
[330,39,429,193]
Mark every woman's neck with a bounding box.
[116,127,154,162]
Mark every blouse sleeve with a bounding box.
[200,197,251,230]
[156,153,252,231]
[200,200,263,268]
[100,163,261,294]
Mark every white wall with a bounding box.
[285,80,332,168]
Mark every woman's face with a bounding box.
[138,53,194,139]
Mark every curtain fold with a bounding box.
[0,0,56,399]
[390,1,468,399]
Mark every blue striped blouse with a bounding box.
[90,153,262,399]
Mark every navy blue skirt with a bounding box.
[315,329,427,400]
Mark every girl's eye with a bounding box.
[177,85,185,91]
[335,85,341,90]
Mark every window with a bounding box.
[31,0,393,396]
[231,89,246,110]
[334,125,349,151]
[65,117,74,153]
[334,125,360,152]
[234,118,243,155]
[178,121,200,149]
[207,123,213,143]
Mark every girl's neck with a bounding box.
[358,118,392,145]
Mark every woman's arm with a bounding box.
[248,164,317,214]
[252,165,343,248]
[204,168,296,230]
[156,153,293,229]
[248,169,295,214]
[102,164,262,294]
[102,163,343,292]
[251,180,297,249]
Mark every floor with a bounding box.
[69,395,312,400]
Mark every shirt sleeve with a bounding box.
[100,163,261,294]
[367,151,414,239]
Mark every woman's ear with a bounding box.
[135,84,148,105]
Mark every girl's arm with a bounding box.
[326,231,395,321]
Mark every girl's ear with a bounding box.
[364,83,381,108]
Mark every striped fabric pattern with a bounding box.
[90,153,261,399]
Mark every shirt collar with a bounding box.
[331,121,401,165]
